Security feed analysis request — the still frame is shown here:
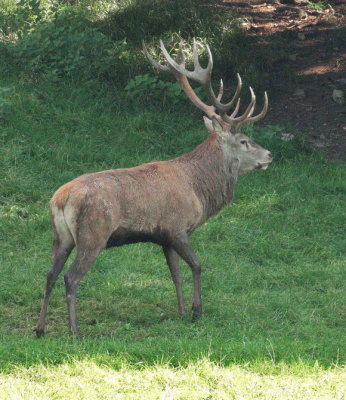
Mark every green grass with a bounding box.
[0,78,345,398]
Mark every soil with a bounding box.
[210,0,346,160]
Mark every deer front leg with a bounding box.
[163,246,186,316]
[170,233,202,320]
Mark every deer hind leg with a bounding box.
[35,230,74,337]
[163,246,186,316]
[170,233,202,321]
[64,243,104,335]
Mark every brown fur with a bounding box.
[52,181,76,210]
[51,133,233,246]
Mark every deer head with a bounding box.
[143,39,272,175]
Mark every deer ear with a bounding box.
[212,117,224,135]
[204,117,228,138]
[212,117,229,140]
[203,116,214,134]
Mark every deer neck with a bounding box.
[175,133,237,219]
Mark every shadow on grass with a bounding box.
[0,315,343,373]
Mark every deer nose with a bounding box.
[267,152,273,160]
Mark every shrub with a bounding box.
[0,0,293,91]
[0,86,13,125]
[7,11,132,81]
[100,0,229,44]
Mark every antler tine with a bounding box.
[208,72,243,115]
[216,74,242,104]
[193,38,202,70]
[157,40,243,116]
[159,39,211,84]
[144,40,268,129]
[193,40,237,112]
[228,73,242,107]
[143,40,216,120]
[175,41,185,67]
[142,41,171,74]
[217,79,224,101]
[223,87,256,124]
[247,91,268,123]
[192,39,214,78]
[236,86,256,121]
[143,40,186,74]
[229,97,240,118]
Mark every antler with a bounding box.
[143,39,268,131]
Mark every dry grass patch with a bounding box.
[1,360,345,400]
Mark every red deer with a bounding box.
[35,40,272,336]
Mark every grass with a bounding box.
[1,360,345,400]
[0,2,345,397]
[0,77,345,398]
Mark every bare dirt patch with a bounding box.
[211,0,346,159]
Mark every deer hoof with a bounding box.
[34,328,45,338]
[191,306,202,321]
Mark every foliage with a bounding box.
[14,0,57,35]
[99,0,291,90]
[125,73,206,106]
[5,12,129,80]
[0,0,289,88]
[100,0,233,44]
[0,86,13,124]
[306,0,330,12]
[99,0,281,89]
[125,74,182,104]
[0,0,57,37]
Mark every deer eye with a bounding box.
[240,140,248,146]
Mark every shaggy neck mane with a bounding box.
[174,133,237,219]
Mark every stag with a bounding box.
[35,40,272,336]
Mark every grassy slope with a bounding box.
[0,79,345,398]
